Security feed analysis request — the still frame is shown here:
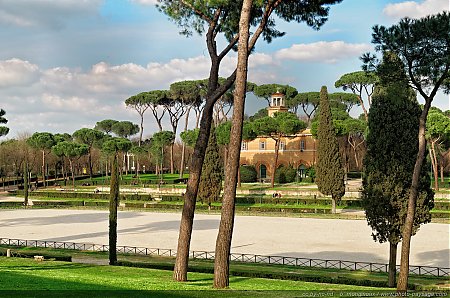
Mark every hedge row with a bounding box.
[17,191,155,201]
[123,202,331,214]
[434,201,450,210]
[235,197,363,208]
[0,248,72,262]
[0,201,24,207]
[430,211,450,219]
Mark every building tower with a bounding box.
[267,91,288,117]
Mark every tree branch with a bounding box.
[180,0,212,23]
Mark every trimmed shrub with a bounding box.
[275,165,297,184]
[240,165,257,183]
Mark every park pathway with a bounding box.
[0,209,448,268]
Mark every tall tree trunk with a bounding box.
[69,159,75,189]
[23,162,28,207]
[173,0,268,280]
[429,142,439,190]
[223,146,228,176]
[270,139,280,188]
[170,144,174,174]
[237,166,241,188]
[389,241,397,287]
[179,107,191,179]
[439,155,444,182]
[139,114,144,147]
[88,150,93,180]
[397,102,430,291]
[357,93,369,122]
[109,154,119,265]
[214,0,252,288]
[331,195,336,214]
[173,100,215,282]
[42,150,45,188]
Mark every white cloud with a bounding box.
[0,0,103,28]
[383,0,449,20]
[0,59,40,87]
[249,53,274,68]
[129,0,158,5]
[0,56,238,136]
[274,41,372,64]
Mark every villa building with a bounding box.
[239,92,317,180]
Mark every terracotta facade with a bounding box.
[240,92,317,180]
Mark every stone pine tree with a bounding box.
[27,132,56,188]
[316,86,345,214]
[52,141,89,189]
[362,52,434,287]
[214,0,252,287]
[109,153,119,265]
[157,0,343,282]
[197,126,223,209]
[363,12,449,290]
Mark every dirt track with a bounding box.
[0,209,448,267]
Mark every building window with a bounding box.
[260,164,267,179]
[259,141,266,150]
[241,141,248,151]
[300,140,306,151]
[280,141,285,151]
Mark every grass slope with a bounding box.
[0,257,394,297]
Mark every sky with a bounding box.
[0,0,449,140]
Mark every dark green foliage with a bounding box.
[158,1,343,45]
[149,131,175,172]
[109,154,119,265]
[239,165,257,183]
[315,86,345,210]
[95,119,119,135]
[254,84,297,106]
[368,12,450,94]
[54,133,72,143]
[275,165,297,184]
[289,92,320,124]
[27,132,56,150]
[198,127,223,206]
[335,71,378,90]
[362,52,434,245]
[216,121,256,146]
[102,138,133,155]
[248,108,268,121]
[72,128,104,148]
[111,121,139,138]
[215,121,232,146]
[0,109,9,137]
[306,166,316,182]
[180,129,199,148]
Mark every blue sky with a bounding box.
[0,0,448,139]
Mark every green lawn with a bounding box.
[0,257,394,297]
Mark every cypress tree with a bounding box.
[362,51,434,287]
[316,86,345,214]
[198,126,223,209]
[109,153,119,265]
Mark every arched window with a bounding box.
[298,164,307,178]
[260,164,267,179]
